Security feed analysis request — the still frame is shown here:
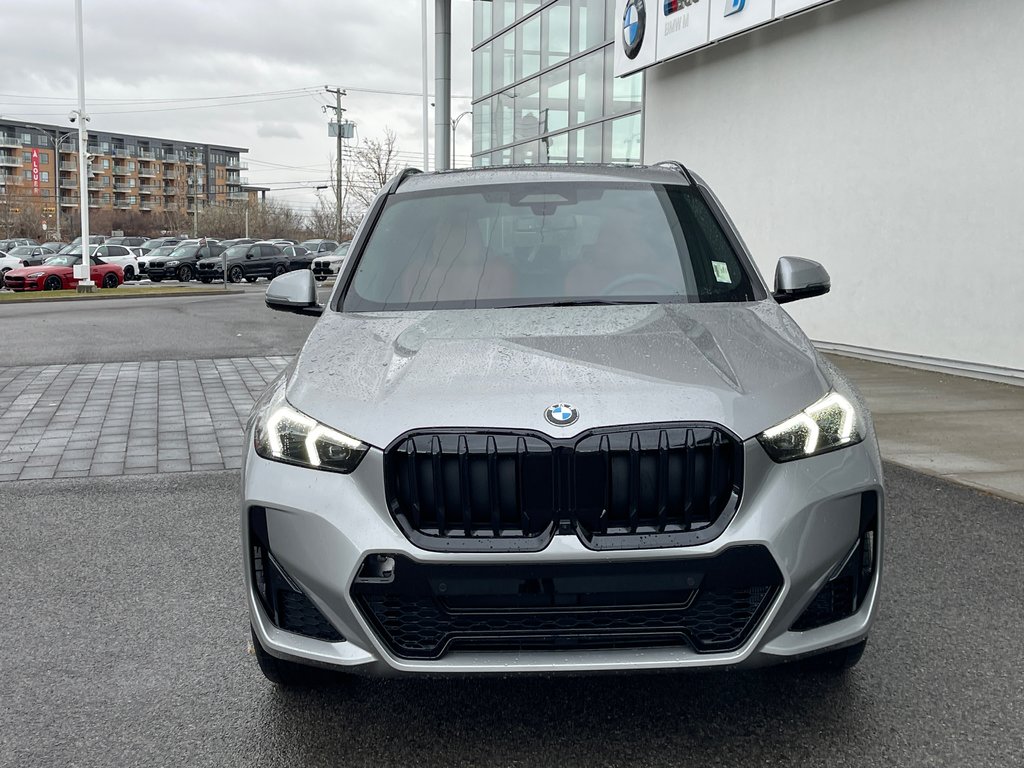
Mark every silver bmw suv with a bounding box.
[244,163,884,685]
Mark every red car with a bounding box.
[3,254,124,292]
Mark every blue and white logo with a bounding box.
[724,0,745,16]
[622,0,647,60]
[544,403,579,427]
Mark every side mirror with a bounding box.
[266,269,323,316]
[773,256,831,304]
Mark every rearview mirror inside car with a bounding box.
[773,256,831,304]
[266,270,323,316]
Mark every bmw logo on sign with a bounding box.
[544,403,579,428]
[622,0,647,60]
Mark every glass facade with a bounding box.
[472,0,641,167]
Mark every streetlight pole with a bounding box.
[451,110,471,169]
[73,0,93,291]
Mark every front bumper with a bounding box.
[3,276,42,291]
[242,437,884,675]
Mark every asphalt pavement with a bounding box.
[2,465,1021,767]
[0,284,319,366]
[1,287,1023,766]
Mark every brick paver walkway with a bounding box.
[0,356,290,482]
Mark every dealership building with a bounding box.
[470,0,1023,382]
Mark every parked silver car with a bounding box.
[244,163,884,686]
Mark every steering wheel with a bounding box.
[600,273,679,296]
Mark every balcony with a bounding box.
[163,152,178,163]
[137,167,156,177]
[60,179,78,189]
[226,159,248,170]
[113,165,130,175]
[0,136,21,148]
[138,148,155,159]
[60,161,77,171]
[59,143,77,153]
[112,146,128,157]
[163,187,177,195]
[228,191,250,201]
[88,180,103,190]
[60,197,79,207]
[114,183,134,192]
[139,185,158,194]
[86,145,102,154]
[0,155,22,167]
[88,199,101,208]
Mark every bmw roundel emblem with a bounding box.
[622,0,647,60]
[544,403,579,427]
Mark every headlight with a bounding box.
[757,392,863,462]
[253,387,367,473]
[166,260,180,267]
[27,272,45,278]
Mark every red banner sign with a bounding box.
[31,148,40,195]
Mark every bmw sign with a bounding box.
[544,403,579,428]
[622,0,647,59]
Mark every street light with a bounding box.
[23,123,75,241]
[451,110,472,169]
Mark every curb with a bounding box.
[0,288,245,304]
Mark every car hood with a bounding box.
[283,301,831,448]
[6,264,69,276]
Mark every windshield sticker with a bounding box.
[712,261,731,283]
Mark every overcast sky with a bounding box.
[0,0,474,216]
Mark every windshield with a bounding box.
[332,242,350,256]
[43,255,84,267]
[9,246,34,256]
[224,244,250,259]
[299,240,321,249]
[343,182,763,311]
[169,245,201,259]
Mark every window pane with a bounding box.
[473,42,492,99]
[474,99,493,154]
[494,90,516,147]
[540,132,569,164]
[492,0,515,32]
[513,140,540,164]
[540,64,570,134]
[512,78,542,143]
[543,1,571,69]
[473,0,492,43]
[572,124,603,163]
[518,0,542,19]
[493,30,515,91]
[603,113,642,163]
[570,51,604,126]
[605,47,642,116]
[572,0,607,54]
[492,148,513,166]
[517,15,541,81]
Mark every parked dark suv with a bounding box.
[197,242,288,283]
[148,242,226,282]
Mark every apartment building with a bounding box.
[0,119,250,232]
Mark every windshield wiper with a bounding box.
[506,298,658,308]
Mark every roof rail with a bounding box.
[652,160,696,185]
[386,167,423,194]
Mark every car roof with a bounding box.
[395,163,693,194]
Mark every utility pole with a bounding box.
[74,0,94,291]
[324,87,346,243]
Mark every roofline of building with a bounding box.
[0,117,248,153]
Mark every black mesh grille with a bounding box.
[352,546,781,660]
[385,425,742,551]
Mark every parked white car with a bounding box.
[310,241,350,282]
[68,244,141,282]
[0,251,26,284]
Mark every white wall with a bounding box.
[644,0,1024,374]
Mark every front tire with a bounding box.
[177,264,194,282]
[102,272,118,289]
[123,266,135,282]
[228,265,244,283]
[273,264,286,278]
[44,275,63,291]
[250,626,317,688]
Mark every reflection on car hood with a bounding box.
[284,302,830,447]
